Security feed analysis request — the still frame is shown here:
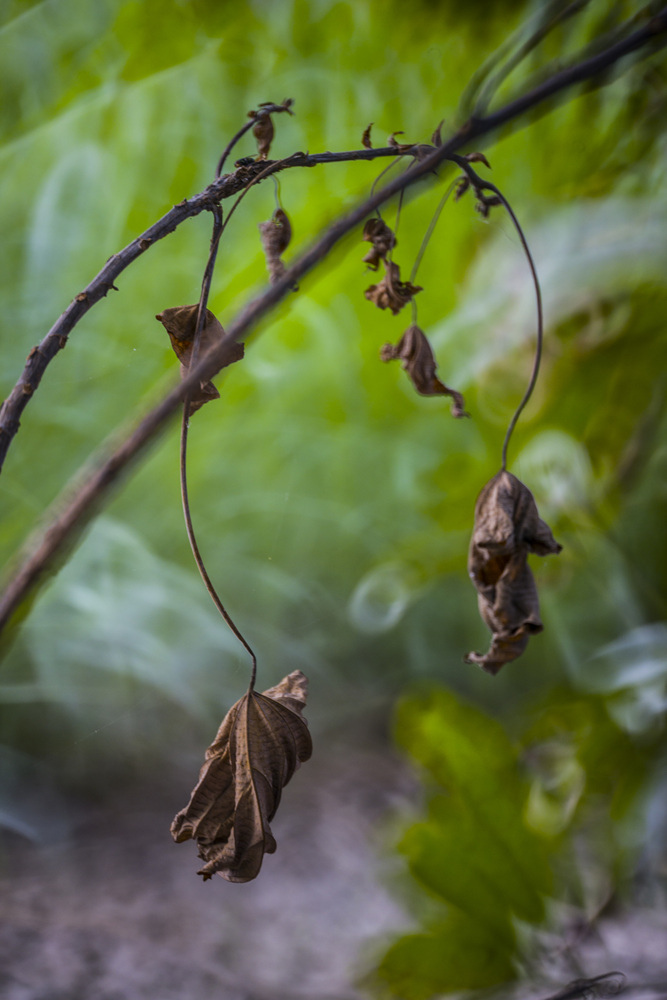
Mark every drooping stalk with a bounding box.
[180,205,258,690]
[448,155,543,470]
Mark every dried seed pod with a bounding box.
[362,122,374,149]
[465,471,562,674]
[364,260,422,315]
[258,208,293,284]
[381,325,466,416]
[156,304,243,413]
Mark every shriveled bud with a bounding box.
[258,208,293,284]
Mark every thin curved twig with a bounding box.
[448,154,542,470]
[1,5,665,477]
[179,206,258,687]
[215,118,258,178]
[1,8,667,632]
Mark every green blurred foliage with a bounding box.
[1,0,666,994]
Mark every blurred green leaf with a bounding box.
[375,911,515,997]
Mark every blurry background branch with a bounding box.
[1,2,666,638]
[1,1,665,477]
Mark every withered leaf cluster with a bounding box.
[258,208,293,284]
[156,304,244,413]
[466,472,562,675]
[361,217,421,314]
[365,261,422,315]
[381,325,467,417]
[248,99,294,159]
[171,670,312,882]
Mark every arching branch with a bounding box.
[0,4,666,634]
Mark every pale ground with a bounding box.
[1,738,666,1000]
[0,741,416,1000]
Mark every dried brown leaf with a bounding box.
[387,131,415,153]
[258,208,293,284]
[381,325,467,416]
[465,471,562,675]
[156,304,244,413]
[362,122,374,149]
[465,151,491,168]
[247,100,294,159]
[455,176,470,201]
[171,670,312,883]
[361,217,397,270]
[364,261,422,315]
[251,114,274,159]
[431,120,444,147]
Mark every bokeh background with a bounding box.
[1,0,666,997]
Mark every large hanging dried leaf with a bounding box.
[465,472,562,675]
[156,304,243,413]
[171,670,312,882]
[365,260,422,315]
[258,208,293,284]
[361,217,397,271]
[380,325,467,416]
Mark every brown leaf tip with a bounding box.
[171,670,312,883]
[466,471,561,674]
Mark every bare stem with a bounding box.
[449,155,543,470]
[1,5,665,477]
[409,177,458,286]
[180,414,258,690]
[1,9,666,631]
[180,206,258,688]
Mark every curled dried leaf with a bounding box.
[361,217,397,270]
[475,194,502,219]
[247,99,294,159]
[364,260,422,315]
[362,122,374,149]
[465,151,491,168]
[171,670,312,883]
[465,471,562,675]
[431,120,444,147]
[455,176,470,201]
[258,208,293,284]
[156,304,244,413]
[387,131,415,153]
[381,325,467,416]
[251,114,274,159]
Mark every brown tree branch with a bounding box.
[1,4,665,477]
[0,5,666,634]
